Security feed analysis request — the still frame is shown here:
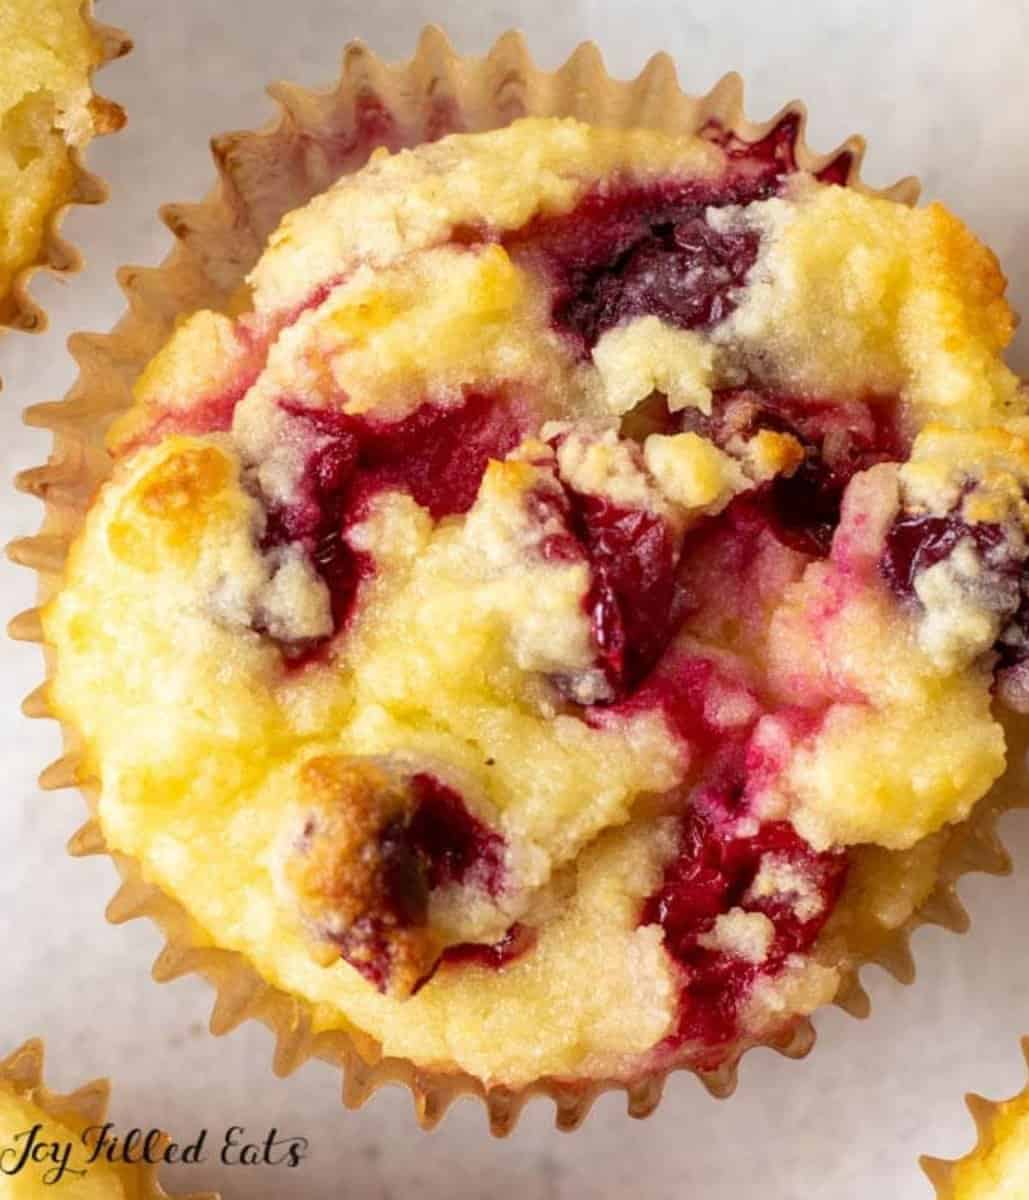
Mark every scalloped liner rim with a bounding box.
[2,2,132,335]
[0,1038,218,1200]
[921,1038,1029,1198]
[7,24,1026,1136]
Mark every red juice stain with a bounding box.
[703,111,854,186]
[136,386,248,445]
[602,653,751,753]
[643,805,845,1055]
[439,923,536,969]
[596,652,844,1057]
[410,924,536,996]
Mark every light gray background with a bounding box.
[4,2,1029,1197]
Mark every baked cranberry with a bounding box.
[683,389,903,556]
[511,185,760,353]
[881,513,1015,601]
[644,804,845,1055]
[880,507,1029,679]
[564,492,688,696]
[404,773,506,895]
[508,114,852,355]
[551,215,759,351]
[329,773,508,992]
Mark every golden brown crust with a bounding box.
[281,757,444,996]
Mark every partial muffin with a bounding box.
[40,111,1029,1098]
[923,1041,1029,1199]
[0,0,128,329]
[0,1037,217,1198]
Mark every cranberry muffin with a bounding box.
[44,115,1028,1091]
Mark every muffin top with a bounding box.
[0,0,111,317]
[46,115,1029,1087]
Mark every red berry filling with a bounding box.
[509,114,848,355]
[403,773,506,895]
[881,513,1018,601]
[682,389,905,556]
[559,486,688,698]
[602,654,845,1058]
[544,392,902,702]
[257,389,527,657]
[643,807,845,1059]
[510,184,759,353]
[880,506,1029,677]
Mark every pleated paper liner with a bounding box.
[922,1039,1029,1198]
[1,3,131,334]
[8,26,1024,1135]
[0,1037,218,1199]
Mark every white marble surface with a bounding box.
[4,2,1029,1197]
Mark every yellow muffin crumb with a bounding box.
[952,1099,1029,1199]
[933,1056,1029,1200]
[0,0,115,315]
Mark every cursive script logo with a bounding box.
[0,1123,310,1185]
[0,1124,84,1186]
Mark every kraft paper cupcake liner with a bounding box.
[2,4,131,335]
[921,1038,1029,1197]
[0,1037,218,1199]
[8,26,1023,1135]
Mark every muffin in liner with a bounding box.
[922,1039,1029,1198]
[0,2,131,334]
[0,1037,218,1198]
[9,27,1027,1134]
